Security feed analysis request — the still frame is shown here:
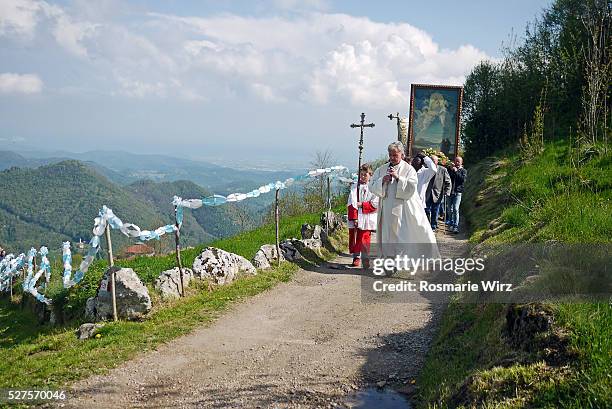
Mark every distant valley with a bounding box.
[6,149,300,193]
[0,152,295,253]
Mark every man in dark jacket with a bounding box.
[446,156,467,233]
[425,155,451,231]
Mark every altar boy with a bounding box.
[347,163,379,268]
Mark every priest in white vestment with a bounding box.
[369,142,439,261]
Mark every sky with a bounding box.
[0,0,552,168]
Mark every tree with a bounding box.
[462,61,501,160]
[304,149,335,211]
[578,0,611,144]
[461,0,610,160]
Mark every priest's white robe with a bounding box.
[369,160,439,259]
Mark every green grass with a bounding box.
[0,263,297,389]
[417,141,611,408]
[42,206,339,322]
[0,206,347,389]
[464,140,611,244]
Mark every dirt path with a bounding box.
[66,231,467,408]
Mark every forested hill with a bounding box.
[125,179,256,244]
[0,161,254,253]
[0,150,140,186]
[4,149,298,193]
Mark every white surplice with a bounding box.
[347,183,379,231]
[369,160,439,259]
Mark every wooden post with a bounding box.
[174,205,185,297]
[275,188,281,267]
[325,176,331,235]
[388,112,401,142]
[20,266,26,309]
[104,224,118,322]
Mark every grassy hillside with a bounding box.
[126,179,255,243]
[0,206,347,389]
[0,161,165,252]
[417,141,611,408]
[0,161,265,253]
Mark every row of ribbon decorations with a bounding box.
[0,165,355,304]
[172,166,353,223]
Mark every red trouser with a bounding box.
[349,228,372,256]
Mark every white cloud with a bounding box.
[114,75,166,98]
[0,0,44,38]
[52,13,97,57]
[1,3,491,107]
[305,37,487,107]
[146,12,489,107]
[0,0,95,57]
[0,72,43,94]
[306,41,405,107]
[272,0,329,11]
[251,83,286,103]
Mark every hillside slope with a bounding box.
[125,179,256,243]
[15,149,298,193]
[0,150,137,186]
[417,142,611,408]
[0,206,345,392]
[0,160,165,252]
[0,161,259,253]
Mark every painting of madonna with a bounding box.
[408,84,463,159]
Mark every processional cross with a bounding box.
[349,113,375,248]
[350,113,375,197]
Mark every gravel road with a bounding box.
[65,231,467,408]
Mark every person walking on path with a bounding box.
[446,156,467,233]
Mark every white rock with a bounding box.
[252,244,285,269]
[192,247,256,285]
[155,267,193,300]
[76,322,104,340]
[260,244,284,262]
[92,267,152,321]
[252,250,271,269]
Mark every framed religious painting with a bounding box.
[407,84,463,159]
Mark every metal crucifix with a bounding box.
[349,113,375,253]
[350,113,375,196]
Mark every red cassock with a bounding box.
[348,200,377,255]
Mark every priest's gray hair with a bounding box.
[387,141,405,154]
